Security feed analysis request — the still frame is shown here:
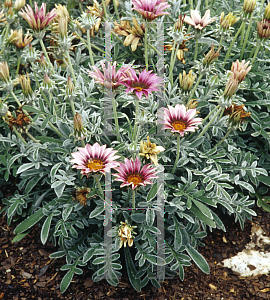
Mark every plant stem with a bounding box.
[148,42,162,56]
[132,189,136,210]
[95,176,104,199]
[168,41,176,85]
[87,29,95,66]
[39,39,54,74]
[65,51,77,86]
[81,139,86,147]
[213,128,233,150]
[101,0,107,18]
[189,73,203,100]
[196,106,222,140]
[133,99,140,155]
[223,21,245,67]
[112,0,120,19]
[194,38,199,61]
[240,16,253,60]
[240,21,246,46]
[3,23,9,41]
[79,1,83,13]
[144,24,148,70]
[251,42,261,65]
[169,44,180,85]
[172,135,180,174]
[16,56,21,76]
[11,90,22,107]
[205,0,208,7]
[13,128,27,145]
[112,96,120,141]
[74,32,105,54]
[218,35,224,49]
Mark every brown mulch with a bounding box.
[1,195,270,300]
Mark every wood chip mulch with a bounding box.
[1,197,270,300]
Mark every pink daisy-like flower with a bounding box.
[122,69,163,100]
[132,0,170,21]
[113,157,157,190]
[19,2,57,32]
[88,61,132,89]
[163,104,203,136]
[184,9,216,30]
[70,143,120,177]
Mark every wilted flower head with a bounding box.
[7,29,33,49]
[164,35,191,64]
[186,99,199,110]
[113,157,157,190]
[139,136,165,165]
[243,0,256,14]
[86,0,107,36]
[179,70,196,92]
[163,104,202,136]
[70,143,120,177]
[122,69,163,100]
[19,2,57,32]
[224,76,239,99]
[114,17,145,52]
[184,9,216,30]
[6,106,31,131]
[118,221,137,248]
[264,3,270,20]
[257,19,270,40]
[220,12,239,30]
[230,59,251,82]
[0,62,10,83]
[72,187,91,206]
[18,73,33,97]
[132,0,170,21]
[88,61,132,89]
[203,44,221,66]
[224,104,251,126]
[14,0,25,10]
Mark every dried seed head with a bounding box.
[72,187,91,206]
[203,44,221,66]
[179,69,196,91]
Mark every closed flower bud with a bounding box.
[203,44,221,66]
[4,0,12,8]
[179,70,196,92]
[66,76,74,95]
[257,19,270,40]
[230,59,251,82]
[224,76,239,99]
[174,14,185,31]
[74,112,83,133]
[58,16,68,38]
[220,12,239,30]
[14,0,26,10]
[18,73,32,97]
[243,0,256,14]
[40,53,47,67]
[264,3,270,20]
[0,62,10,83]
[43,74,52,88]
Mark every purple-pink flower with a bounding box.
[122,69,163,100]
[163,104,202,136]
[19,2,57,31]
[132,0,170,21]
[184,9,216,30]
[113,157,157,190]
[88,61,132,89]
[70,143,120,177]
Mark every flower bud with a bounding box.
[220,12,239,30]
[14,0,26,10]
[203,44,221,66]
[174,14,185,31]
[257,19,270,40]
[224,76,239,99]
[43,74,52,89]
[264,3,270,20]
[58,16,68,38]
[18,73,33,97]
[4,0,12,8]
[179,70,196,92]
[40,53,47,67]
[66,76,74,95]
[0,62,10,83]
[74,112,83,133]
[230,59,251,82]
[243,0,256,14]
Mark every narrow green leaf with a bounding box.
[186,244,210,274]
[124,247,141,292]
[41,214,53,245]
[60,269,75,293]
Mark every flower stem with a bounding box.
[168,41,176,85]
[133,99,140,155]
[251,42,261,65]
[189,73,203,100]
[101,0,107,18]
[240,17,253,60]
[65,51,77,86]
[223,21,245,67]
[79,2,83,13]
[81,139,86,147]
[240,21,246,46]
[3,23,9,41]
[218,35,224,49]
[194,38,199,61]
[213,128,233,150]
[148,42,162,56]
[95,176,104,199]
[87,29,95,66]
[172,135,180,174]
[112,96,120,142]
[132,189,136,210]
[39,39,54,74]
[16,56,21,76]
[196,106,222,140]
[169,44,180,85]
[112,0,120,20]
[11,90,22,107]
[144,24,148,70]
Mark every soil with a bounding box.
[1,189,270,300]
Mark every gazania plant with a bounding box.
[1,0,270,294]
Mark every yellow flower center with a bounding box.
[171,120,187,131]
[86,159,104,171]
[134,87,143,92]
[127,174,143,185]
